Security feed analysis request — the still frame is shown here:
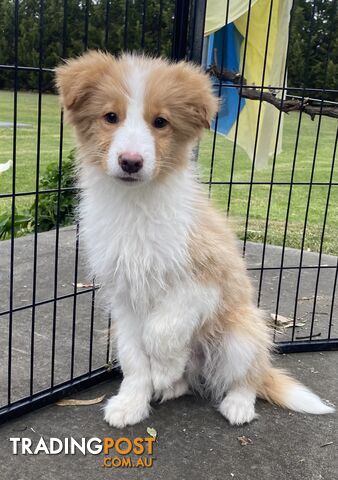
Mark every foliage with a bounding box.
[0,208,32,239]
[30,149,77,231]
[0,0,175,91]
[0,149,77,239]
[288,0,338,99]
[0,0,336,95]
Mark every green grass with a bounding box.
[198,114,338,255]
[0,90,337,254]
[0,90,74,201]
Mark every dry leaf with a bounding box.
[270,314,306,329]
[284,322,306,329]
[320,441,333,448]
[73,282,95,289]
[146,427,157,439]
[270,313,293,326]
[56,394,105,406]
[237,436,253,446]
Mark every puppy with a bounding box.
[56,51,334,427]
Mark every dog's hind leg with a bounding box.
[202,307,271,425]
[219,384,257,425]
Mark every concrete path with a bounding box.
[0,227,337,478]
[0,350,337,480]
[0,226,337,407]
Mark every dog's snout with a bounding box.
[118,152,144,174]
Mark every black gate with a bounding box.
[0,0,337,423]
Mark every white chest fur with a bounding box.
[78,165,198,315]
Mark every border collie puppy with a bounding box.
[56,52,334,427]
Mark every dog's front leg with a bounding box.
[143,283,217,400]
[104,308,152,428]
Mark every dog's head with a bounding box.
[56,51,218,185]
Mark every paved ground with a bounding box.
[1,227,337,406]
[0,351,337,480]
[0,227,337,478]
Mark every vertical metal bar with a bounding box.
[83,0,89,50]
[208,3,230,197]
[7,0,19,406]
[226,0,253,216]
[30,0,45,397]
[104,0,111,49]
[70,223,80,380]
[123,0,129,50]
[141,0,147,49]
[106,314,112,364]
[242,0,275,256]
[171,0,190,61]
[88,278,96,373]
[51,0,68,388]
[187,0,207,63]
[156,0,164,55]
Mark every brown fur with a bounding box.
[55,51,218,180]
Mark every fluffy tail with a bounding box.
[257,368,335,415]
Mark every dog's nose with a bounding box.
[118,152,144,174]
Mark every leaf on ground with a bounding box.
[73,282,95,288]
[284,322,306,328]
[237,436,253,446]
[146,427,157,439]
[270,313,293,326]
[56,394,105,406]
[320,441,333,447]
[270,314,306,329]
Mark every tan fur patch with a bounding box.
[55,51,129,170]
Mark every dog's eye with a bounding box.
[153,117,168,129]
[104,112,118,124]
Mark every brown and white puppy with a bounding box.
[56,51,334,427]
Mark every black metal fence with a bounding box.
[0,0,337,423]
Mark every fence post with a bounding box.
[171,0,207,63]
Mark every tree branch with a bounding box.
[206,64,338,120]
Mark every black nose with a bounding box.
[118,155,144,174]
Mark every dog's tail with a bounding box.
[257,368,335,414]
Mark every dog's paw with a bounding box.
[103,394,150,428]
[158,378,191,403]
[219,390,257,425]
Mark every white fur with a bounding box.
[106,59,156,182]
[219,386,257,425]
[79,161,222,427]
[284,385,335,415]
[187,329,258,403]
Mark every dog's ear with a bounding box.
[55,50,112,113]
[164,63,219,136]
[187,67,219,130]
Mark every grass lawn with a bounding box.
[0,90,337,254]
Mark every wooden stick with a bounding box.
[206,64,338,120]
